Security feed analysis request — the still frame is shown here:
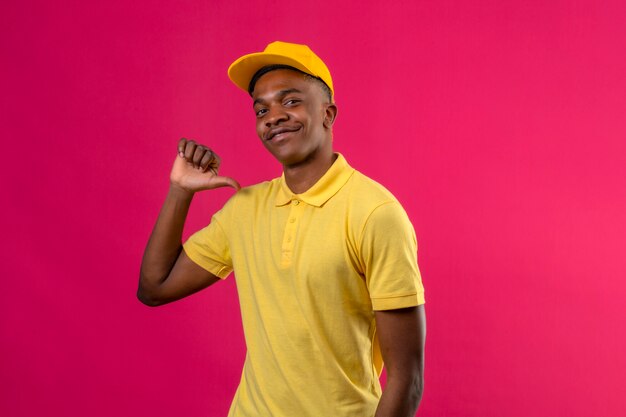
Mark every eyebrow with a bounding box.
[253,88,303,107]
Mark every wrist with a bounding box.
[168,183,195,200]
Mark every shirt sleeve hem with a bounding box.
[371,292,425,311]
[182,245,232,279]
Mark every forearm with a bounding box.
[139,184,194,288]
[375,373,423,417]
[374,306,426,417]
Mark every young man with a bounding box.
[139,41,426,417]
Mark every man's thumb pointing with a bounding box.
[214,176,241,191]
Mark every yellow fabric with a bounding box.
[183,154,424,417]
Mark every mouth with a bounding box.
[265,126,301,141]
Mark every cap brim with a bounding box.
[228,53,316,94]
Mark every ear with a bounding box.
[323,103,338,128]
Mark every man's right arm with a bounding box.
[137,138,240,307]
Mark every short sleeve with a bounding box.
[183,215,233,279]
[359,201,425,310]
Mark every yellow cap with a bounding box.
[228,41,334,96]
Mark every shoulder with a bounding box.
[234,178,278,200]
[350,170,398,202]
[336,167,414,237]
[341,169,403,216]
[214,178,279,220]
[350,173,417,253]
[230,176,282,201]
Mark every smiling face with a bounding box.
[251,69,337,168]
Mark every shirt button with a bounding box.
[289,218,296,223]
[293,200,300,205]
[287,236,292,242]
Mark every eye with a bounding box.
[255,108,268,117]
[284,99,300,106]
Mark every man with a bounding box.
[139,41,426,417]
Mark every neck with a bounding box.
[283,151,337,194]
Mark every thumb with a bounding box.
[210,176,241,191]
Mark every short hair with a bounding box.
[248,64,333,103]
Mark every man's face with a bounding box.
[252,69,333,167]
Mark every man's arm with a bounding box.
[137,138,239,307]
[374,305,426,417]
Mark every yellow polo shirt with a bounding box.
[183,154,424,417]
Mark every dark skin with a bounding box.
[138,68,425,416]
[252,69,338,192]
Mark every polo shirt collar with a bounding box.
[275,153,355,207]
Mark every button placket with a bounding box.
[281,199,304,267]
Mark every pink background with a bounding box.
[2,1,625,416]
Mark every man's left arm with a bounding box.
[375,304,426,417]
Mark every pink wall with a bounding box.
[2,1,625,416]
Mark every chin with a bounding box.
[273,151,307,167]
[266,143,326,167]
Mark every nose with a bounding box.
[265,104,288,127]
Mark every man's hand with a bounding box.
[137,139,238,306]
[171,138,240,192]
